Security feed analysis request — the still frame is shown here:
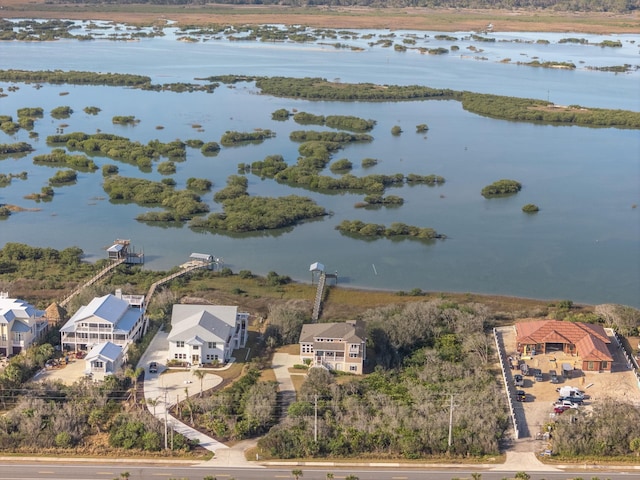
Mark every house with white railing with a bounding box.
[167,305,249,366]
[299,320,366,374]
[0,293,49,356]
[60,289,145,352]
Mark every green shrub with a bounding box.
[522,203,539,213]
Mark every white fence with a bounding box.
[493,327,524,439]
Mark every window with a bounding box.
[349,353,359,358]
[176,341,184,348]
[174,353,186,360]
[588,361,594,370]
[208,342,216,349]
[302,344,313,354]
[349,365,357,372]
[601,361,608,369]
[192,345,199,350]
[94,361,103,368]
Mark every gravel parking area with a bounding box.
[502,325,639,443]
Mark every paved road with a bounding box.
[0,461,638,480]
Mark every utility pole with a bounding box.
[314,394,318,443]
[164,388,168,450]
[448,394,454,449]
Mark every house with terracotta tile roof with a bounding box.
[515,319,613,372]
[299,320,366,374]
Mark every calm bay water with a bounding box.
[0,22,638,307]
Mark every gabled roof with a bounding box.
[515,319,612,361]
[10,320,30,333]
[61,294,141,333]
[86,341,122,363]
[168,305,239,344]
[0,297,44,324]
[299,321,365,344]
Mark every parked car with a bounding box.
[520,363,530,376]
[554,405,570,414]
[554,399,579,409]
[515,390,527,402]
[549,370,559,384]
[149,361,158,373]
[558,396,583,405]
[514,374,524,387]
[534,370,544,382]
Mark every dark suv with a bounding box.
[515,390,526,402]
[149,361,158,373]
[549,370,559,383]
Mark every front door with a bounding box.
[192,354,200,365]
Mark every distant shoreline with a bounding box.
[1,4,638,34]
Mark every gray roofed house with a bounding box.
[168,305,249,366]
[85,341,124,381]
[299,320,366,375]
[0,293,48,356]
[60,290,146,352]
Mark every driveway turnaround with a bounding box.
[140,330,228,453]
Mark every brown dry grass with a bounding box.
[1,2,638,34]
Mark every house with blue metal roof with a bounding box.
[60,289,146,352]
[0,293,49,356]
[84,341,125,381]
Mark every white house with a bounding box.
[84,341,124,381]
[60,290,146,352]
[168,305,249,366]
[0,293,49,356]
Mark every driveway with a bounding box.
[139,330,228,453]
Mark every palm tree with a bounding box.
[192,369,208,397]
[291,469,303,480]
[326,474,334,480]
[124,366,144,407]
[146,397,160,416]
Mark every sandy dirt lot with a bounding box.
[501,325,639,452]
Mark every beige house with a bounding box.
[0,293,49,356]
[299,320,366,374]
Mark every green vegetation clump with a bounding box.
[391,125,402,136]
[357,194,404,207]
[220,129,275,146]
[24,186,54,202]
[33,148,98,171]
[336,220,443,240]
[192,194,327,232]
[49,169,77,185]
[102,164,119,176]
[201,141,221,154]
[83,106,101,115]
[522,203,539,213]
[157,161,176,175]
[186,177,212,191]
[271,108,291,120]
[104,176,209,220]
[329,158,353,173]
[112,115,139,125]
[0,206,11,217]
[361,158,378,168]
[0,142,33,154]
[415,123,429,133]
[50,106,73,119]
[406,174,445,185]
[185,139,204,148]
[481,179,522,197]
[47,132,186,168]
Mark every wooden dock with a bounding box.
[59,258,126,309]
